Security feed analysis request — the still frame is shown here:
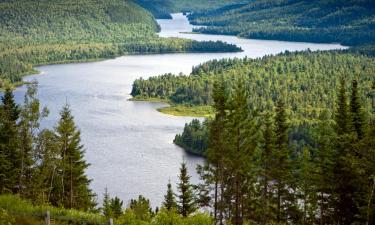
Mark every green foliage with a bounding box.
[0,0,241,86]
[129,195,153,222]
[135,0,173,19]
[56,104,95,210]
[0,209,15,225]
[0,88,20,194]
[189,0,375,46]
[174,119,208,156]
[132,51,375,123]
[177,163,197,217]
[163,181,177,211]
[194,76,375,224]
[0,195,105,225]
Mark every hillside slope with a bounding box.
[0,0,240,87]
[134,0,241,18]
[189,0,375,46]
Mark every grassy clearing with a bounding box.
[0,195,106,225]
[157,105,214,117]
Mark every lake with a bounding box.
[14,13,346,207]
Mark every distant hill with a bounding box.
[134,0,241,18]
[189,0,375,46]
[134,0,174,19]
[0,0,241,87]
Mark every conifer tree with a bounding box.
[333,78,359,224]
[177,162,196,217]
[102,188,112,218]
[335,78,350,135]
[271,99,292,223]
[110,197,123,219]
[163,180,177,211]
[259,113,274,224]
[56,104,95,210]
[313,118,336,224]
[130,195,152,222]
[350,79,365,139]
[0,88,20,193]
[360,119,375,225]
[207,77,228,224]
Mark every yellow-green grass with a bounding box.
[157,105,214,117]
[0,195,106,225]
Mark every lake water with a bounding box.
[14,13,346,207]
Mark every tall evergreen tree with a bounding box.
[313,118,336,225]
[259,113,274,224]
[333,78,359,224]
[102,188,112,218]
[350,79,365,140]
[110,197,123,219]
[207,77,228,225]
[271,99,292,223]
[360,119,375,225]
[335,78,350,135]
[177,162,196,217]
[0,88,20,193]
[56,104,95,210]
[163,180,177,211]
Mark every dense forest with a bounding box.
[135,0,241,18]
[0,0,241,87]
[2,79,375,225]
[190,77,375,224]
[189,0,375,46]
[131,50,375,156]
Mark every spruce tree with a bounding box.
[335,78,350,135]
[0,88,20,193]
[259,113,274,224]
[272,99,291,223]
[177,162,196,217]
[102,188,112,218]
[350,79,365,139]
[110,197,123,219]
[56,104,95,210]
[163,180,177,211]
[333,78,359,224]
[207,77,228,224]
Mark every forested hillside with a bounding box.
[0,0,240,87]
[135,0,240,18]
[132,50,375,155]
[132,51,375,122]
[189,0,375,46]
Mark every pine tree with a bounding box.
[0,88,20,193]
[259,113,274,224]
[333,78,359,224]
[298,148,317,225]
[350,79,365,139]
[102,188,112,218]
[110,197,123,219]
[163,180,177,211]
[335,78,350,135]
[177,162,196,217]
[358,119,375,224]
[207,77,228,224]
[56,104,95,210]
[314,118,336,224]
[130,195,152,222]
[271,99,292,224]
